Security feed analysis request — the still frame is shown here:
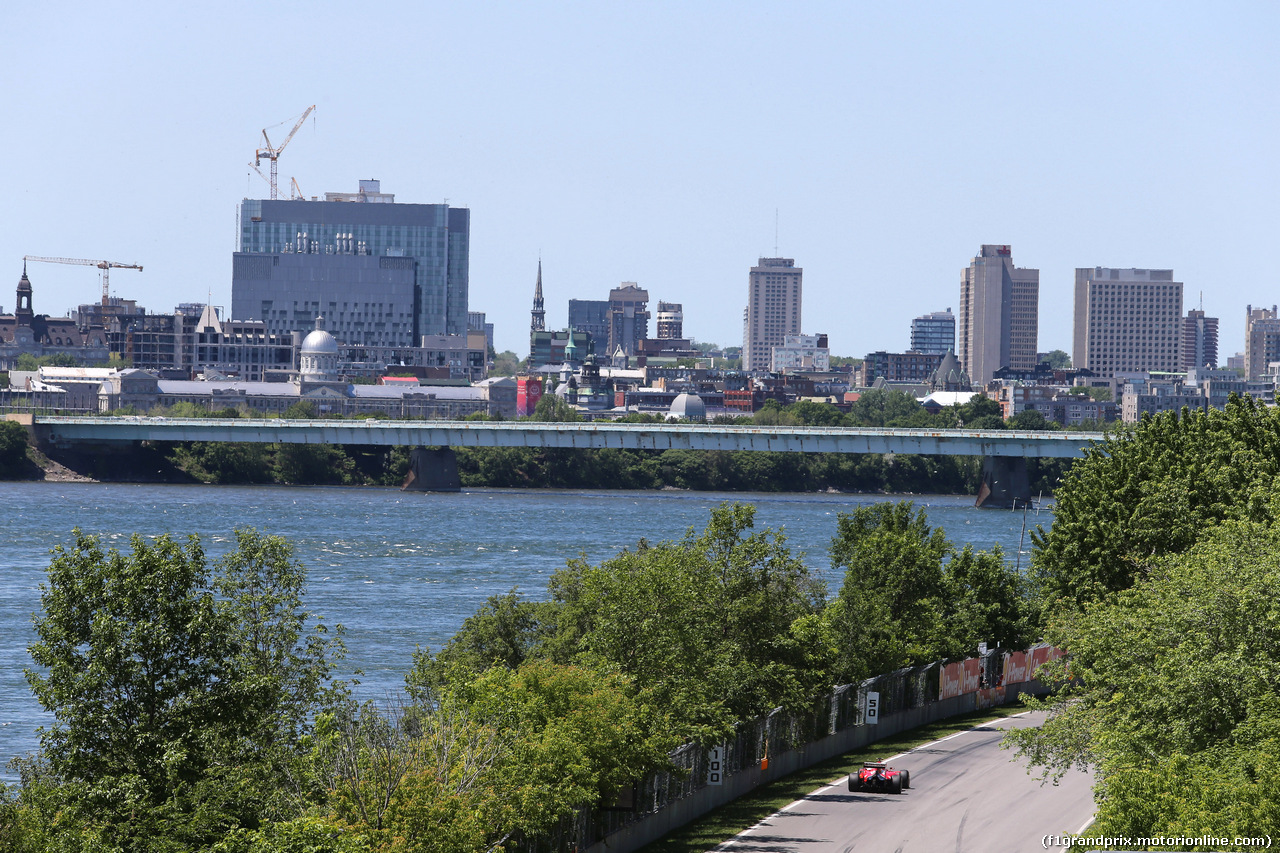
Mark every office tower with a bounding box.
[958,245,1039,386]
[1181,309,1218,371]
[656,301,683,340]
[608,283,649,356]
[1244,305,1280,380]
[910,308,955,354]
[743,257,802,372]
[1072,267,1184,378]
[567,299,609,353]
[233,180,470,347]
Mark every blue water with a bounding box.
[0,483,1051,781]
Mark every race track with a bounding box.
[717,712,1094,853]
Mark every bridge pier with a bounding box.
[401,447,461,492]
[975,456,1030,509]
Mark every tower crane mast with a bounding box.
[252,105,315,200]
[23,256,143,307]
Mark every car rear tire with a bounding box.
[891,774,903,794]
[849,774,862,792]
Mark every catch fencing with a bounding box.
[565,643,1063,853]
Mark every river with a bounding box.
[0,482,1051,781]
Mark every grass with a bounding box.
[641,704,1029,853]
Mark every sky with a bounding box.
[4,1,1277,360]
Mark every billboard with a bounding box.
[517,376,544,417]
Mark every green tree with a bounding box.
[1042,349,1071,369]
[1006,408,1056,431]
[1031,396,1280,610]
[23,529,342,850]
[0,420,29,479]
[491,350,522,377]
[530,393,580,422]
[1008,517,1280,843]
[847,388,922,427]
[457,661,678,845]
[548,503,827,738]
[827,502,951,681]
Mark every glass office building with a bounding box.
[234,181,470,342]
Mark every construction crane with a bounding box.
[23,255,143,307]
[249,163,306,199]
[252,105,315,200]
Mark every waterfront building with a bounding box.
[233,180,470,343]
[1244,305,1280,380]
[958,246,1039,386]
[910,308,956,355]
[1072,267,1184,378]
[1182,308,1218,371]
[743,257,802,372]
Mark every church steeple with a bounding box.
[16,264,34,327]
[530,260,546,334]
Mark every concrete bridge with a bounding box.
[29,416,1099,504]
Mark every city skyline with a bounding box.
[3,3,1276,360]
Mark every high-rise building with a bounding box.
[743,257,802,372]
[1072,267,1183,378]
[910,308,955,354]
[233,180,470,346]
[1182,309,1218,372]
[567,299,609,354]
[1244,305,1280,380]
[608,283,649,357]
[656,301,683,340]
[958,245,1039,386]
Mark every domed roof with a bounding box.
[668,392,706,421]
[301,316,338,355]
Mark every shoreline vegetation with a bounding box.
[1,392,1080,494]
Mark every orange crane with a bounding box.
[252,105,315,200]
[23,255,143,307]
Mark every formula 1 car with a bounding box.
[848,761,911,794]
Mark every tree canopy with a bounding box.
[20,529,343,852]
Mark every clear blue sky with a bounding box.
[5,1,1276,360]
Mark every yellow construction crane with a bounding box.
[252,105,315,200]
[23,255,143,307]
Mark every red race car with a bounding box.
[848,761,911,794]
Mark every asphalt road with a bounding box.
[716,712,1094,853]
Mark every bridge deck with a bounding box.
[33,416,1097,458]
